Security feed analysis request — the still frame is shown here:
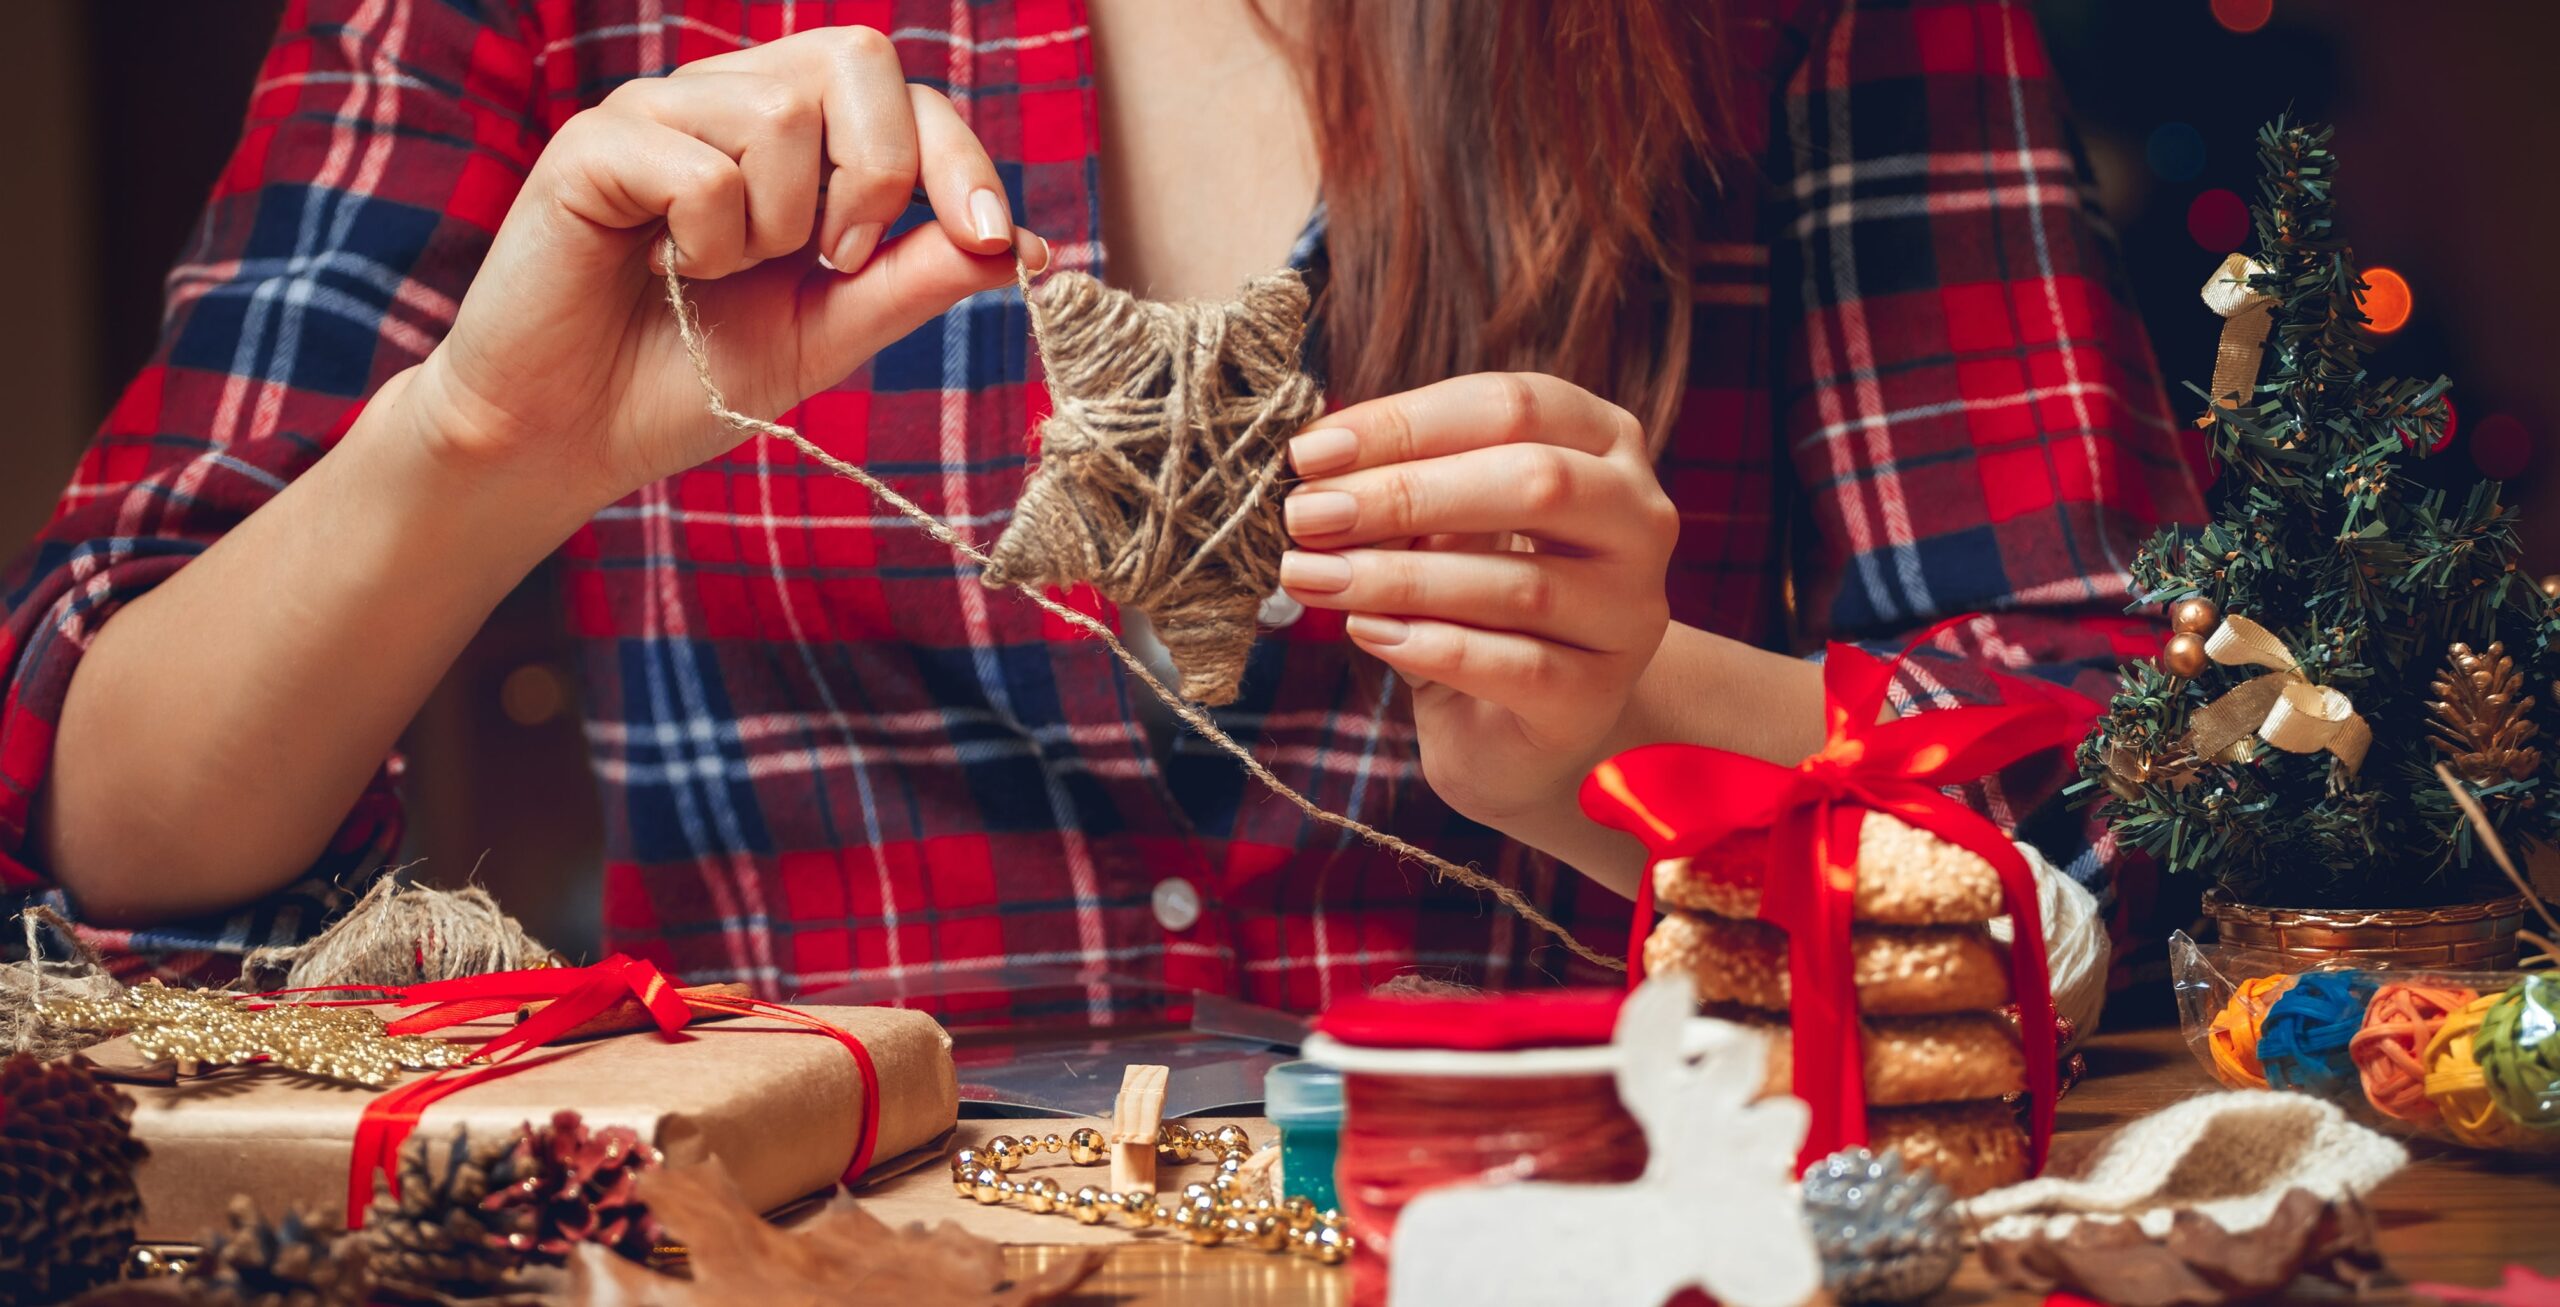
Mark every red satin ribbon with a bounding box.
[1578,620,2094,1174]
[258,955,881,1227]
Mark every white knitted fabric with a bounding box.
[1961,1091,2406,1240]
[1990,841,2111,1041]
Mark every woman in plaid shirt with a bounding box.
[3,0,2196,1016]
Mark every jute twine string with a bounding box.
[5,907,124,1058]
[980,268,1315,706]
[659,246,1618,971]
[238,872,555,995]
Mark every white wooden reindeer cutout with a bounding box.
[1387,978,1821,1307]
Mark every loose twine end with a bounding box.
[655,238,1620,972]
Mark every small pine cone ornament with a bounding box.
[0,1053,148,1305]
[482,1110,664,1264]
[363,1129,529,1297]
[1800,1147,1963,1304]
[183,1197,372,1307]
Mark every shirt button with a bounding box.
[1151,877,1203,932]
[1258,590,1304,629]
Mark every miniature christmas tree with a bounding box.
[2076,118,2553,908]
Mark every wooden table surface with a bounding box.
[977,1023,2560,1305]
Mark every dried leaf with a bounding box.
[1976,1188,2382,1307]
[566,1157,1099,1307]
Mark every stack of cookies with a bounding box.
[1643,808,2031,1197]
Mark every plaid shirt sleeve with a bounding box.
[0,0,542,972]
[1770,0,2206,886]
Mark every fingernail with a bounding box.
[1289,427,1359,476]
[832,222,883,274]
[969,188,1012,246]
[1285,490,1358,538]
[1345,614,1411,647]
[1279,550,1353,594]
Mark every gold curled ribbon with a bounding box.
[2183,614,2372,773]
[2200,252,2275,419]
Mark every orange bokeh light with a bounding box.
[2212,0,2274,33]
[2361,267,2414,333]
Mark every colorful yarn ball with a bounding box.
[2256,970,2379,1098]
[2349,981,2476,1124]
[2474,975,2560,1133]
[2423,993,2546,1149]
[2208,973,2297,1089]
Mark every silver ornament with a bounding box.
[1799,1147,1962,1304]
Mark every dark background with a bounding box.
[3,2,2554,957]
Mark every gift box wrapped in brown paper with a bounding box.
[101,1004,956,1242]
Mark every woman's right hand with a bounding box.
[398,27,1045,509]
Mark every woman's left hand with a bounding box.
[1280,372,1679,829]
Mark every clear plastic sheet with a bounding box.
[2170,931,2560,1155]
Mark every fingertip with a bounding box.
[1015,228,1052,275]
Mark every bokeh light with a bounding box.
[2146,122,2206,182]
[2359,267,2413,333]
[2187,189,2250,252]
[2212,0,2274,34]
[2471,412,2533,481]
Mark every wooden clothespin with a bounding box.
[1109,1063,1170,1195]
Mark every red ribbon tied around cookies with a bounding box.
[270,955,881,1227]
[1577,621,2094,1174]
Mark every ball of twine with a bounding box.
[2474,975,2560,1132]
[2256,969,2378,1099]
[2207,973,2296,1089]
[2422,992,2546,1150]
[2350,980,2477,1124]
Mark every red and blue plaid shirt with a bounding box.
[1,0,2198,1016]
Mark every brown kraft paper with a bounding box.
[106,1004,956,1242]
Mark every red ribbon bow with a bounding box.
[1578,621,2094,1174]
[260,955,881,1227]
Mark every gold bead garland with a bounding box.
[946,1123,1350,1264]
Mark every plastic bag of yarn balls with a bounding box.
[2169,932,2560,1157]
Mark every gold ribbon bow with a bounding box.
[2184,614,2372,773]
[2200,253,2275,419]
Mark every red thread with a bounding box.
[1337,1069,1646,1306]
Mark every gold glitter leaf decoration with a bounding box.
[2429,641,2543,786]
[44,984,471,1088]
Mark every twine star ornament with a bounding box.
[981,269,1324,706]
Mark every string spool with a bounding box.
[2207,973,2296,1089]
[2255,970,2378,1099]
[2474,975,2560,1132]
[2349,981,2477,1123]
[2422,993,2545,1149]
[1304,992,1648,1307]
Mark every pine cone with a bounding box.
[1801,1146,1964,1304]
[0,1052,148,1305]
[184,1197,371,1307]
[481,1110,663,1265]
[364,1128,531,1299]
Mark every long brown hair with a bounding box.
[1263,1,1735,438]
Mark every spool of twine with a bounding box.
[2474,975,2560,1132]
[2422,992,2545,1150]
[238,876,553,995]
[656,247,1618,973]
[2256,969,2378,1099]
[2350,981,2477,1123]
[1337,1069,1647,1307]
[2207,973,2296,1089]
